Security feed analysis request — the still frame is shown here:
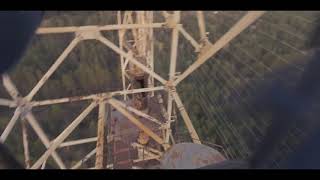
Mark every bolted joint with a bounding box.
[165,81,176,93]
[164,14,178,28]
[75,26,102,40]
[95,93,112,103]
[198,40,213,59]
[15,97,26,107]
[199,33,210,46]
[197,32,211,54]
[19,103,32,120]
[159,122,170,130]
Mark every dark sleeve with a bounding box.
[0,11,44,74]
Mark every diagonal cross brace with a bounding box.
[1,74,66,169]
[174,11,265,86]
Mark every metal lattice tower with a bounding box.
[0,11,265,169]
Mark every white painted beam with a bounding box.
[98,36,167,85]
[72,148,97,169]
[0,107,21,143]
[37,23,165,34]
[26,38,80,101]
[172,91,201,144]
[30,86,165,107]
[31,102,97,169]
[0,98,16,108]
[59,137,97,148]
[174,11,265,85]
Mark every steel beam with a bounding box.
[59,137,97,148]
[1,74,66,169]
[26,113,66,169]
[95,101,106,169]
[26,38,80,101]
[166,11,180,144]
[30,86,165,107]
[21,119,31,168]
[2,74,20,99]
[172,91,201,144]
[111,98,162,125]
[72,148,97,169]
[0,98,16,108]
[108,99,168,149]
[41,159,47,169]
[31,101,97,169]
[148,11,155,97]
[0,107,21,143]
[37,23,165,34]
[98,35,167,85]
[178,26,200,52]
[133,155,160,163]
[117,11,128,101]
[196,11,207,41]
[131,142,163,156]
[174,11,265,85]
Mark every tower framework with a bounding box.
[0,11,265,169]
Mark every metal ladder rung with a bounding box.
[113,147,130,154]
[116,159,132,165]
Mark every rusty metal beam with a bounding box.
[107,98,168,149]
[37,23,165,34]
[131,142,163,156]
[98,35,167,85]
[0,11,263,169]
[117,11,127,101]
[30,86,165,107]
[166,11,180,144]
[111,98,162,125]
[148,11,155,97]
[105,153,161,169]
[95,101,106,169]
[133,155,161,163]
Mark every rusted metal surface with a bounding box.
[108,12,168,169]
[95,102,107,169]
[109,96,166,169]
[30,86,165,107]
[0,11,265,169]
[37,23,165,34]
[160,143,226,169]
